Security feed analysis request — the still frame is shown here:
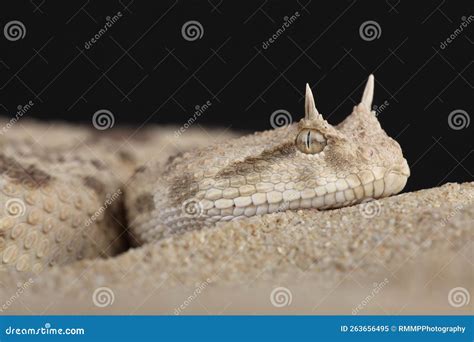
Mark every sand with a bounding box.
[3,183,472,315]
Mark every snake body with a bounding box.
[0,75,409,276]
[0,124,231,276]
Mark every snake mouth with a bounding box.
[383,161,410,196]
[387,160,410,178]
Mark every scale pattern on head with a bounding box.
[294,75,410,188]
[126,75,410,243]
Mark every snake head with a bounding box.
[295,75,410,202]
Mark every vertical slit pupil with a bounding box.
[305,131,311,150]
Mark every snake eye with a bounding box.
[296,129,327,154]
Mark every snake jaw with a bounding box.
[388,160,411,178]
[383,162,410,196]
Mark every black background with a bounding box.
[0,0,472,192]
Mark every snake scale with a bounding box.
[0,75,409,276]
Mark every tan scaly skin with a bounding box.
[0,140,129,276]
[126,75,410,244]
[0,126,235,276]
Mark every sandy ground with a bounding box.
[0,120,472,315]
[4,183,473,315]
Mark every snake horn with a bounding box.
[361,74,374,110]
[305,83,323,121]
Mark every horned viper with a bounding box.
[126,75,410,243]
[0,75,409,275]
